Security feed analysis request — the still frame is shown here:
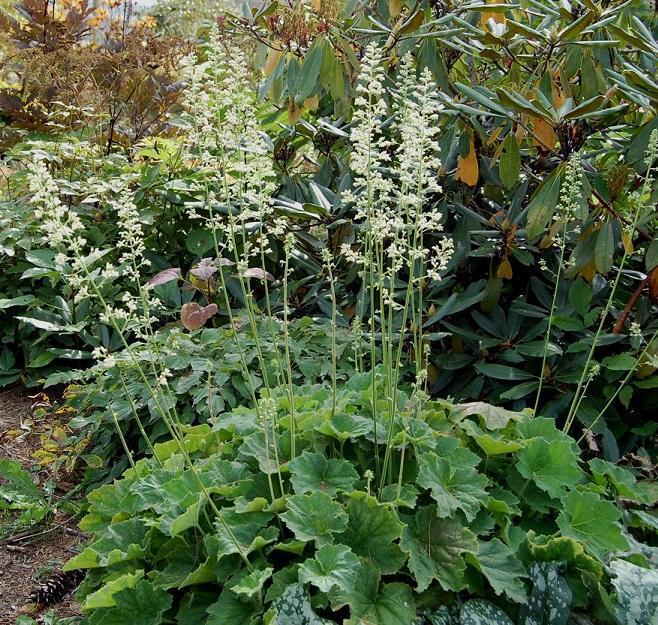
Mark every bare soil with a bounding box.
[0,387,83,624]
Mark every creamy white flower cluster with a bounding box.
[555,153,582,226]
[342,45,453,286]
[181,26,282,263]
[25,159,160,337]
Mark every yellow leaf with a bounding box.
[389,0,402,17]
[486,126,503,146]
[264,49,282,77]
[579,258,597,282]
[540,219,563,249]
[622,231,634,254]
[551,73,566,110]
[456,137,479,187]
[531,116,557,151]
[288,97,303,124]
[497,258,513,280]
[304,95,319,111]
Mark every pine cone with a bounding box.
[30,569,86,606]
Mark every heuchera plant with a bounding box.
[67,373,656,624]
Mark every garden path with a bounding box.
[0,388,82,624]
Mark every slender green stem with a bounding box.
[534,221,568,415]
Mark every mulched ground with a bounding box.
[0,387,84,624]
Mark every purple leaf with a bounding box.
[146,268,182,289]
[180,302,218,331]
[190,258,218,280]
[243,267,274,281]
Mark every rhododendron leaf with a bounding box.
[466,539,527,603]
[400,506,477,592]
[417,450,489,522]
[515,438,582,499]
[269,583,333,624]
[338,491,406,574]
[557,491,628,560]
[146,267,182,288]
[280,491,347,542]
[298,544,361,592]
[287,451,359,496]
[340,564,415,625]
[86,580,171,625]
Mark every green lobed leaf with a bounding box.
[298,543,361,593]
[400,505,477,592]
[287,451,359,496]
[86,580,172,625]
[207,589,257,625]
[515,438,583,499]
[340,564,416,625]
[466,539,528,604]
[417,449,489,522]
[338,491,406,574]
[556,491,629,560]
[280,491,348,543]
